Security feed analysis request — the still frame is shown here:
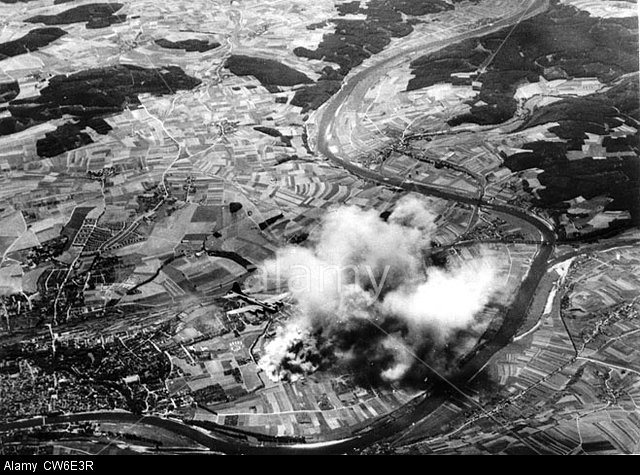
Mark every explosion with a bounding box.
[255,194,499,385]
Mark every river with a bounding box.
[1,0,555,455]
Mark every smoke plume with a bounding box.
[255,194,499,385]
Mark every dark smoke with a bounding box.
[254,195,499,386]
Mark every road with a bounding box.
[305,0,557,451]
[315,0,549,161]
[1,0,555,454]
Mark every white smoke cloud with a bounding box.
[388,194,439,234]
[255,194,499,384]
[258,322,320,383]
[382,256,498,343]
[314,203,426,285]
[379,333,415,382]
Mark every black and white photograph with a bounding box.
[0,0,638,458]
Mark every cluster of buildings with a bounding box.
[402,244,640,454]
